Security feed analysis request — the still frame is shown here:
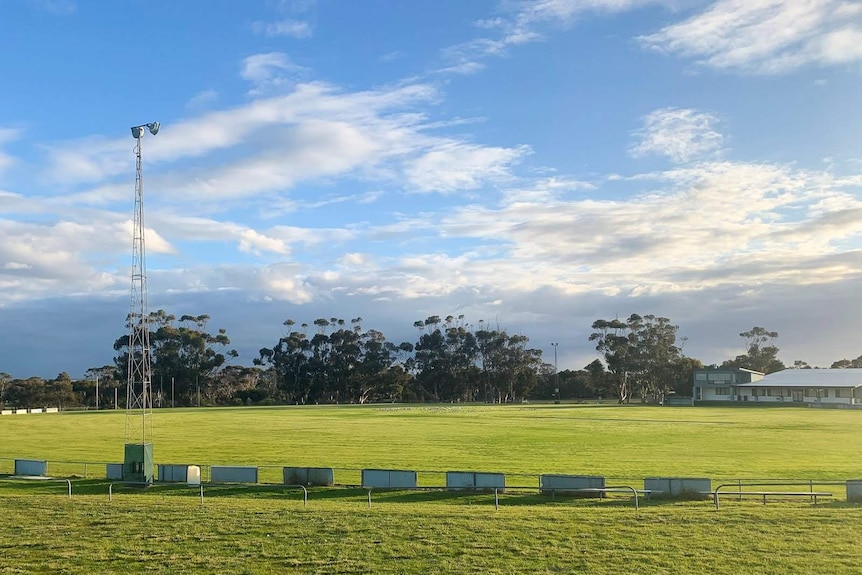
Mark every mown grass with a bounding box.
[1,403,861,481]
[0,487,860,574]
[1,404,862,573]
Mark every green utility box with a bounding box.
[123,443,154,484]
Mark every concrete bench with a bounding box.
[361,469,417,489]
[210,466,258,484]
[283,467,334,486]
[159,464,200,483]
[446,471,505,492]
[15,459,47,476]
[644,477,711,499]
[106,463,124,480]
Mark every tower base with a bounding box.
[123,443,154,484]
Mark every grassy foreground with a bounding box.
[2,404,862,573]
[0,486,861,574]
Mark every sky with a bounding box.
[1,0,862,379]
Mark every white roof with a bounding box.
[737,368,862,388]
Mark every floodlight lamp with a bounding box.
[147,122,160,136]
[131,126,143,139]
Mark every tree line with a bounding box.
[2,310,860,409]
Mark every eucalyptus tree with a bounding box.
[630,314,683,402]
[472,327,541,402]
[84,365,121,409]
[722,326,785,374]
[256,319,311,404]
[347,329,411,403]
[413,320,448,400]
[257,317,413,404]
[0,372,10,408]
[3,376,46,408]
[589,318,636,403]
[832,355,862,369]
[113,310,238,406]
[589,314,686,403]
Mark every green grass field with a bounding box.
[2,404,861,573]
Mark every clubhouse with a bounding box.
[693,367,862,406]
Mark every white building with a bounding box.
[693,367,764,402]
[694,368,862,405]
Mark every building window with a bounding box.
[766,388,774,397]
[714,387,730,396]
[835,388,846,398]
[751,388,758,397]
[695,373,707,381]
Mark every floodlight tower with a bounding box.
[123,121,160,484]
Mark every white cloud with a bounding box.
[630,107,724,163]
[29,0,76,15]
[405,142,530,192]
[437,0,660,75]
[238,229,289,255]
[380,51,406,63]
[186,89,218,110]
[0,127,23,174]
[240,52,307,92]
[252,19,312,38]
[42,81,439,186]
[163,120,384,201]
[0,128,22,144]
[3,261,31,270]
[0,153,14,175]
[433,62,486,75]
[511,0,659,23]
[640,0,862,74]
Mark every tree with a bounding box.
[257,317,415,404]
[0,372,10,408]
[721,326,785,374]
[667,356,704,397]
[630,315,683,403]
[209,365,264,405]
[584,359,611,398]
[831,355,862,369]
[85,365,121,409]
[4,377,46,408]
[113,310,238,406]
[474,327,542,403]
[46,372,76,409]
[589,318,636,403]
[590,314,687,403]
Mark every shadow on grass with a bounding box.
[4,477,854,511]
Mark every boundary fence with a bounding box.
[2,457,858,511]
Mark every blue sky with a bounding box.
[2,0,862,378]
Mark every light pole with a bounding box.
[551,342,559,404]
[123,121,159,484]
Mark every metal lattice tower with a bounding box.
[124,122,159,483]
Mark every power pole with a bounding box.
[551,342,560,404]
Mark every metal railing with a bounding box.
[1,457,854,510]
[712,481,840,509]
